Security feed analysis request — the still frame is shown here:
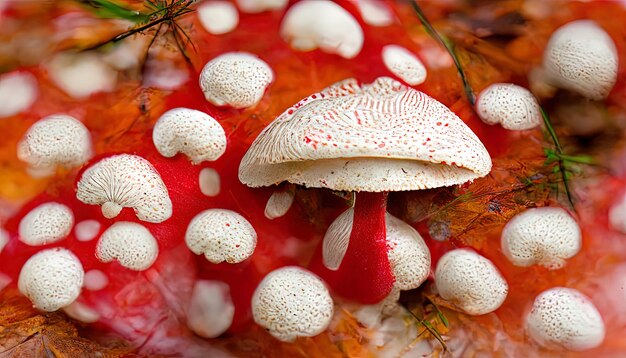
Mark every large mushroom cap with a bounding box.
[239,77,491,192]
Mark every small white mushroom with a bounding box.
[17,114,93,177]
[476,83,542,130]
[74,220,101,242]
[526,287,605,351]
[199,52,273,109]
[0,71,38,118]
[197,1,239,35]
[501,207,581,269]
[322,208,354,271]
[0,228,8,254]
[280,0,364,59]
[264,188,295,220]
[96,222,158,271]
[63,301,100,323]
[252,266,334,342]
[152,108,227,164]
[609,195,626,234]
[543,20,618,100]
[435,249,508,315]
[199,168,221,197]
[382,45,427,86]
[18,202,74,246]
[76,154,172,223]
[185,209,257,264]
[47,52,117,99]
[235,0,288,13]
[18,248,84,311]
[353,0,394,27]
[83,269,109,291]
[187,280,235,338]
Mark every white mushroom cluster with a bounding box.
[18,248,84,311]
[525,287,605,351]
[501,207,581,269]
[382,45,427,86]
[18,202,74,246]
[96,222,159,271]
[17,114,92,177]
[197,1,239,35]
[435,249,508,315]
[187,280,235,338]
[252,266,334,342]
[476,83,542,131]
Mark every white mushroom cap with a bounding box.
[435,249,508,315]
[74,219,101,242]
[501,207,581,269]
[197,1,239,35]
[239,77,492,191]
[235,0,288,13]
[382,45,427,86]
[96,222,159,271]
[18,248,84,311]
[47,52,117,98]
[152,107,227,164]
[353,0,394,27]
[83,269,108,291]
[63,301,100,323]
[17,114,93,177]
[187,280,235,338]
[0,71,38,118]
[185,209,257,264]
[76,154,172,223]
[280,0,364,59]
[543,20,618,100]
[526,287,605,351]
[476,83,542,130]
[264,188,295,220]
[609,195,626,234]
[18,202,74,246]
[0,228,8,254]
[199,52,274,109]
[199,168,221,197]
[252,266,334,342]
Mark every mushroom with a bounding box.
[382,45,427,86]
[96,222,159,271]
[501,207,581,269]
[609,194,626,234]
[47,52,117,99]
[0,71,38,118]
[235,0,288,13]
[74,219,101,242]
[199,52,274,109]
[83,269,109,291]
[18,202,74,246]
[18,248,84,311]
[198,168,221,197]
[152,107,227,164]
[76,154,173,223]
[264,186,295,220]
[185,209,257,264]
[251,266,334,342]
[239,77,491,303]
[17,114,93,177]
[280,0,364,59]
[542,20,618,100]
[186,280,235,338]
[197,1,239,35]
[434,248,508,315]
[63,301,100,323]
[476,83,542,130]
[353,0,394,27]
[525,287,605,351]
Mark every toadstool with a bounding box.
[96,221,159,271]
[382,45,427,86]
[187,280,235,338]
[476,83,542,130]
[0,71,38,118]
[47,52,117,99]
[353,0,394,27]
[197,1,239,35]
[18,202,74,246]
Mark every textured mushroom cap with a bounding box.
[476,83,542,130]
[435,249,508,315]
[76,154,172,223]
[235,0,287,13]
[264,188,295,220]
[18,248,84,311]
[543,20,618,100]
[526,287,605,351]
[280,0,364,59]
[96,222,159,271]
[240,77,492,191]
[252,266,334,342]
[0,71,38,118]
[185,209,257,264]
[382,45,427,86]
[17,114,92,177]
[501,207,581,269]
[187,280,235,338]
[197,1,239,35]
[18,202,74,246]
[152,107,227,164]
[199,52,273,109]
[354,0,394,27]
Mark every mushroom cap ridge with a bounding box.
[239,77,491,192]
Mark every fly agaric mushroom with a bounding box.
[239,77,491,303]
[251,266,334,342]
[185,209,257,264]
[76,154,172,223]
[17,113,93,177]
[542,20,618,100]
[501,207,581,269]
[18,202,74,246]
[152,107,227,164]
[0,71,38,118]
[96,222,159,271]
[280,0,364,59]
[187,280,235,338]
[525,287,605,351]
[197,1,239,35]
[199,52,274,109]
[18,248,84,311]
[476,83,542,130]
[382,45,427,86]
[434,248,508,315]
